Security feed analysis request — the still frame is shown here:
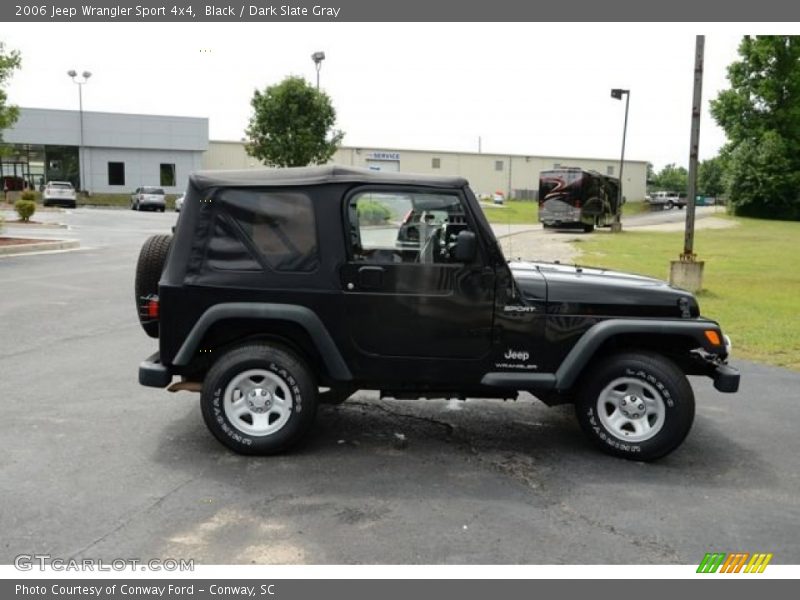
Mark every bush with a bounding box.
[357,200,392,225]
[15,199,36,222]
[20,190,36,202]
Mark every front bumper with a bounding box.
[712,363,740,393]
[139,352,173,388]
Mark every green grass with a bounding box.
[480,200,648,225]
[480,199,538,224]
[622,200,650,217]
[3,191,177,209]
[576,217,800,370]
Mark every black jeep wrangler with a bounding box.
[136,166,739,461]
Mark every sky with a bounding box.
[3,23,798,170]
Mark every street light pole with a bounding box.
[311,51,325,89]
[610,88,630,233]
[68,70,91,193]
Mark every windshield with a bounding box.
[142,187,165,195]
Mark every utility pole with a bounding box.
[670,35,705,292]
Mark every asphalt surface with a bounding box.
[1,207,798,565]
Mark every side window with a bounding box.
[214,189,319,272]
[348,191,474,265]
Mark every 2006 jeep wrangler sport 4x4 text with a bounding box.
[136,166,739,461]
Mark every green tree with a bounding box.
[0,42,22,144]
[652,163,688,193]
[646,162,655,184]
[698,156,725,197]
[711,35,800,220]
[245,76,344,167]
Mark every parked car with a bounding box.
[135,166,739,461]
[648,191,687,210]
[492,191,505,205]
[174,194,184,212]
[131,187,166,212]
[42,181,77,208]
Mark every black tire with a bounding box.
[134,234,172,338]
[582,223,595,233]
[574,351,695,461]
[665,200,674,210]
[201,344,318,455]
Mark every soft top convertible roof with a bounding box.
[189,165,468,191]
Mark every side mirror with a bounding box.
[453,230,478,262]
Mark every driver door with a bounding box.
[340,188,496,360]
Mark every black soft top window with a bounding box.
[208,189,319,273]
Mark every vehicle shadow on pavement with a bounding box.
[138,393,778,564]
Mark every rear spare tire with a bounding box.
[135,234,172,338]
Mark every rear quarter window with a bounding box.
[216,189,319,273]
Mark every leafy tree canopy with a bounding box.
[711,35,800,220]
[0,42,22,144]
[652,163,688,193]
[245,76,344,168]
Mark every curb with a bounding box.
[0,239,80,256]
[2,221,69,229]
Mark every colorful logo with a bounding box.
[697,552,773,574]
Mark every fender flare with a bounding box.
[172,302,352,381]
[480,318,723,392]
[554,318,721,391]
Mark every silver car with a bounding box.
[43,181,77,208]
[131,187,166,212]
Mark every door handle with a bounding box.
[357,266,385,289]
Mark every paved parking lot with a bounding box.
[1,208,798,564]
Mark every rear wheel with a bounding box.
[666,200,674,210]
[582,223,595,233]
[201,344,318,455]
[574,351,695,461]
[134,234,172,338]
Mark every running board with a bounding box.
[480,372,556,391]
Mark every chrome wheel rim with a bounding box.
[596,377,666,443]
[223,369,293,437]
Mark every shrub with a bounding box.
[357,200,392,225]
[15,199,36,222]
[20,190,36,202]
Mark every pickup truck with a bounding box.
[647,191,687,210]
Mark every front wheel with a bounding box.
[574,351,695,461]
[201,344,318,455]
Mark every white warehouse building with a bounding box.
[203,141,649,202]
[2,107,647,201]
[1,108,208,194]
